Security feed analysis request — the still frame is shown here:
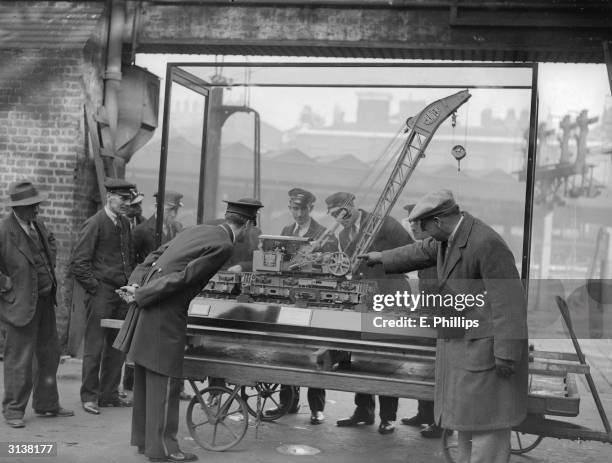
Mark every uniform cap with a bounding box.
[130,192,144,205]
[223,197,264,225]
[325,192,355,212]
[288,188,315,206]
[104,178,135,196]
[7,180,47,207]
[408,189,458,222]
[154,190,184,208]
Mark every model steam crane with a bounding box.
[202,90,471,309]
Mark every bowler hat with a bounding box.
[224,197,264,226]
[288,188,315,206]
[408,189,458,222]
[7,180,47,207]
[325,192,355,211]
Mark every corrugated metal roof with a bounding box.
[0,2,104,49]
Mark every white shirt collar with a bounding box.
[448,214,464,244]
[293,218,312,237]
[104,205,119,225]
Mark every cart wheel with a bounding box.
[186,386,248,451]
[240,383,296,421]
[511,431,543,454]
[442,429,544,461]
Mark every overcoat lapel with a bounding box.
[439,214,473,283]
[9,215,34,265]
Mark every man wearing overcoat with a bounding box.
[0,180,73,428]
[326,191,414,435]
[113,198,263,462]
[359,189,528,463]
[71,178,135,414]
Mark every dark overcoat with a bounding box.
[114,224,233,377]
[0,214,57,326]
[381,212,528,430]
[133,215,183,264]
[340,210,413,294]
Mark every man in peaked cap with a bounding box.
[326,191,414,435]
[113,198,263,462]
[132,190,184,266]
[71,177,136,415]
[0,180,74,428]
[359,189,528,462]
[126,192,145,230]
[265,188,338,425]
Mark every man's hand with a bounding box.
[357,251,383,267]
[227,265,243,272]
[116,285,137,304]
[495,358,515,378]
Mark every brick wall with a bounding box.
[0,46,103,349]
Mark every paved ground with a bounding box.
[1,338,612,463]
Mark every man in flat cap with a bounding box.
[359,189,528,462]
[132,190,184,265]
[264,188,338,425]
[326,191,414,435]
[0,180,74,428]
[113,198,263,462]
[71,177,135,414]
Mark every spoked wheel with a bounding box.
[511,431,544,454]
[240,383,296,421]
[186,386,248,451]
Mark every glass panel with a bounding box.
[179,63,531,269]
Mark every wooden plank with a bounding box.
[529,360,590,376]
[530,350,580,362]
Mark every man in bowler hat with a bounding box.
[326,191,414,435]
[0,180,74,428]
[71,178,135,414]
[114,198,263,462]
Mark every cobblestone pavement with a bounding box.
[1,339,612,463]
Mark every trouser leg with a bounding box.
[457,431,472,463]
[99,287,128,402]
[354,393,375,418]
[307,388,325,413]
[144,368,182,459]
[123,364,134,390]
[2,314,37,419]
[31,295,60,412]
[81,290,106,403]
[279,385,299,409]
[470,428,511,463]
[379,395,398,422]
[418,400,435,423]
[131,363,146,449]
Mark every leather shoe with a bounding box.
[401,414,428,427]
[35,407,74,417]
[420,423,443,438]
[5,418,25,428]
[149,451,198,462]
[336,414,374,427]
[99,396,132,407]
[310,411,325,425]
[82,401,100,415]
[378,420,395,435]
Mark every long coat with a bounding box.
[340,210,413,295]
[114,224,233,377]
[280,218,338,252]
[381,212,528,430]
[133,214,183,264]
[0,214,57,327]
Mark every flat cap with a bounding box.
[224,197,264,225]
[154,190,183,208]
[325,192,355,211]
[408,189,458,222]
[104,178,135,195]
[288,188,315,206]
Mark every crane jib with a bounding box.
[349,90,472,274]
